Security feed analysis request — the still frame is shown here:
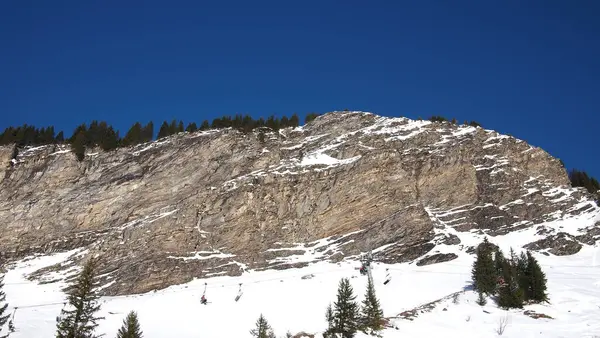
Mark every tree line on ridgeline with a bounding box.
[0,112,321,162]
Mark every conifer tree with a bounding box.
[185,122,198,133]
[493,247,506,277]
[56,131,65,143]
[471,238,496,294]
[122,122,143,147]
[141,122,154,143]
[324,303,334,337]
[168,120,178,135]
[55,257,104,338]
[249,314,275,338]
[360,278,383,333]
[157,122,170,139]
[199,120,210,131]
[516,251,529,299]
[289,113,300,127]
[496,261,524,309]
[72,131,87,162]
[116,311,143,338]
[178,121,184,133]
[332,278,359,338]
[1,273,12,338]
[99,126,119,152]
[525,251,548,303]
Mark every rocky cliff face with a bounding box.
[0,111,598,295]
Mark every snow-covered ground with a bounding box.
[2,222,600,338]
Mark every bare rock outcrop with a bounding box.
[0,111,598,296]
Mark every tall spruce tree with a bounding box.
[525,251,548,303]
[199,120,210,130]
[516,252,529,300]
[122,122,143,147]
[333,278,359,338]
[360,278,383,333]
[494,247,506,277]
[72,131,87,162]
[496,261,524,309]
[157,122,170,139]
[471,238,497,294]
[116,311,143,338]
[55,257,104,338]
[249,314,275,338]
[1,273,12,338]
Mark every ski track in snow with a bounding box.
[2,212,600,338]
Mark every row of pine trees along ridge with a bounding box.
[0,112,321,162]
[471,237,549,309]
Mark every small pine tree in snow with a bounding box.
[249,314,275,338]
[332,278,359,338]
[360,278,384,334]
[471,237,497,294]
[116,311,143,338]
[55,257,104,338]
[525,251,548,303]
[1,273,12,338]
[324,303,335,337]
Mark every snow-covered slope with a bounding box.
[2,211,599,338]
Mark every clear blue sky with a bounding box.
[1,1,598,177]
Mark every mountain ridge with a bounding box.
[0,111,598,296]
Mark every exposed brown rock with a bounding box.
[524,232,583,256]
[0,111,597,296]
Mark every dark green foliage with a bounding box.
[72,131,87,162]
[516,252,529,298]
[116,311,143,338]
[177,121,184,133]
[185,122,198,133]
[496,260,524,309]
[200,120,210,130]
[471,237,497,294]
[493,248,506,277]
[360,278,384,333]
[0,124,57,147]
[157,122,170,139]
[429,116,448,123]
[249,314,275,338]
[332,278,359,338]
[56,131,65,143]
[468,121,481,127]
[476,291,486,306]
[258,131,266,144]
[325,303,334,335]
[55,258,104,338]
[99,125,119,152]
[525,251,548,302]
[141,122,153,143]
[305,113,319,124]
[1,273,12,338]
[289,113,300,127]
[569,169,600,195]
[121,122,143,147]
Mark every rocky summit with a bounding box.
[0,111,598,296]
